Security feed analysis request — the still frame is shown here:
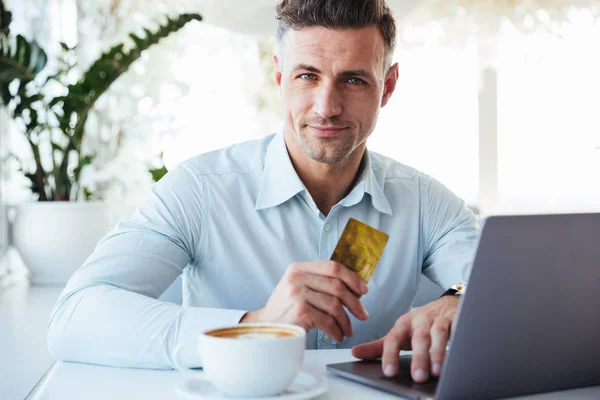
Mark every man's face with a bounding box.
[275,26,398,165]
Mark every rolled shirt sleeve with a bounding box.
[421,176,480,290]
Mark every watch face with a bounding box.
[442,288,459,297]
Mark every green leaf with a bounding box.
[43,72,61,85]
[0,35,8,57]
[0,7,12,37]
[59,42,70,51]
[23,93,43,107]
[32,41,47,73]
[49,96,65,109]
[25,109,38,132]
[82,186,94,201]
[24,172,42,195]
[129,33,146,49]
[143,28,154,45]
[149,165,168,182]
[51,141,63,152]
[73,154,93,183]
[14,98,26,116]
[16,35,31,69]
[0,82,9,104]
[0,34,47,84]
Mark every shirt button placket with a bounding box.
[316,215,338,350]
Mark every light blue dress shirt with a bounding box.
[47,131,479,369]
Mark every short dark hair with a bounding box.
[275,0,397,67]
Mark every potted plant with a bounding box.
[0,1,201,283]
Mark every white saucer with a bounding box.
[174,371,328,400]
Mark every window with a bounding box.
[496,17,600,213]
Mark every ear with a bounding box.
[274,55,282,87]
[381,63,399,108]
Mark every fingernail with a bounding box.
[384,364,396,377]
[432,363,441,376]
[360,281,369,294]
[413,369,427,381]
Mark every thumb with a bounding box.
[352,338,384,360]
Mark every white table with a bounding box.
[26,349,600,400]
[0,282,64,400]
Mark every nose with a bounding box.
[313,82,343,120]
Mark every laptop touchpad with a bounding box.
[327,355,438,398]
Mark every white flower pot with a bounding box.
[12,202,117,285]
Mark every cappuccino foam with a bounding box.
[237,332,281,339]
[206,325,300,339]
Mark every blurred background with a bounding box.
[1,0,600,287]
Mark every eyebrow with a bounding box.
[293,64,321,74]
[292,64,375,81]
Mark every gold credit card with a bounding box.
[330,218,389,287]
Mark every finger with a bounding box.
[309,306,344,343]
[300,274,368,320]
[293,261,368,297]
[410,326,432,383]
[381,321,411,377]
[429,317,451,377]
[292,297,343,342]
[305,291,353,338]
[351,338,383,360]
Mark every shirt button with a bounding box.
[323,334,331,343]
[325,224,332,232]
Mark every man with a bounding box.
[48,0,479,384]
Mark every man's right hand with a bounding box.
[240,261,370,342]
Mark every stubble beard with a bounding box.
[295,125,356,165]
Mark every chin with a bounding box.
[309,149,351,165]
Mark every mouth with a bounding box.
[307,125,347,137]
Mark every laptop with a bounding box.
[327,214,600,400]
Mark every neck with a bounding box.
[284,130,366,216]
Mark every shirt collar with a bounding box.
[255,132,393,216]
[255,132,306,211]
[340,151,393,215]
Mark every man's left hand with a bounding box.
[351,295,459,383]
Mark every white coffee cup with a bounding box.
[173,323,306,397]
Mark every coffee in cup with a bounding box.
[205,324,299,339]
[174,323,306,397]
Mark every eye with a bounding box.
[299,73,317,80]
[347,77,366,85]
